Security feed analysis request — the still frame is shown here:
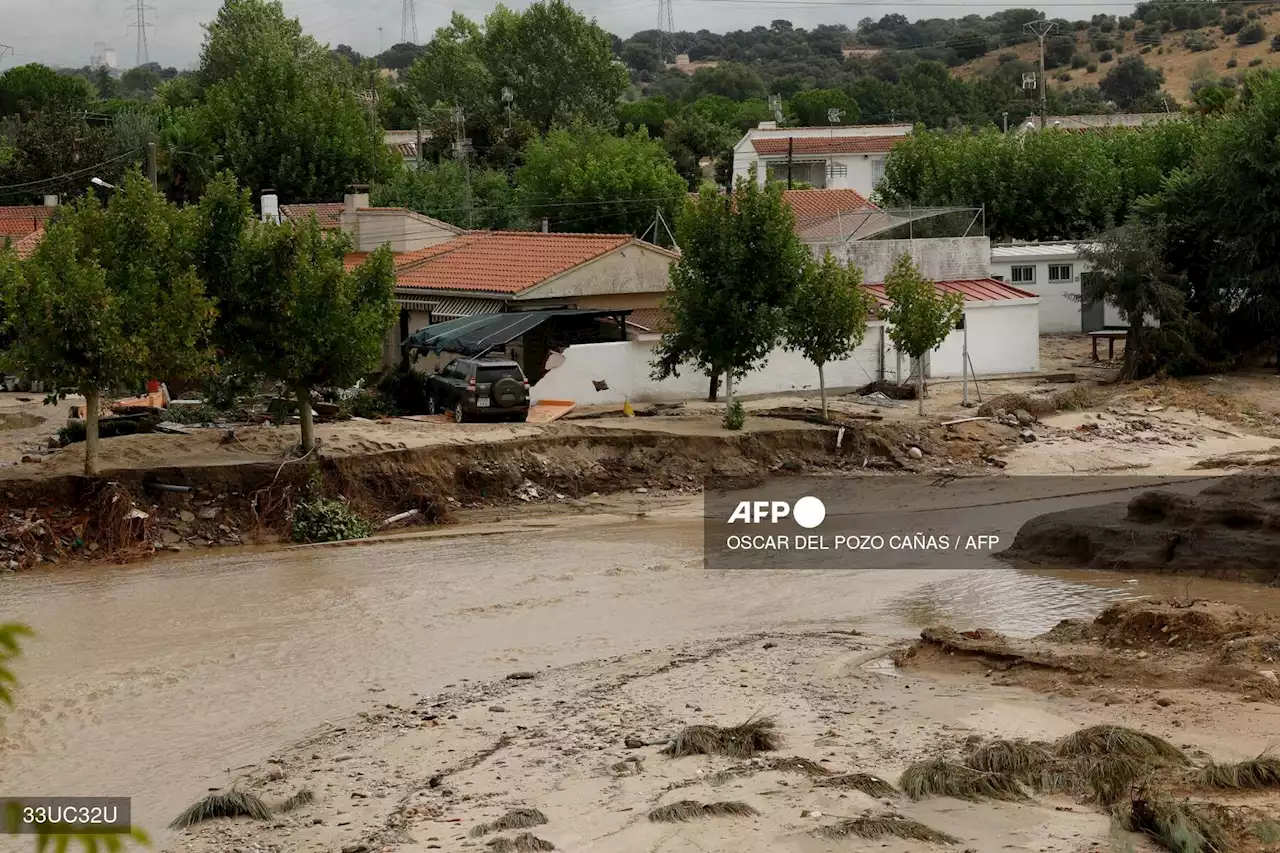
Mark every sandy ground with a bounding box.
[165,625,1280,853]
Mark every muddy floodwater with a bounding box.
[7,477,1280,847]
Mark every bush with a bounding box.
[1223,14,1247,34]
[1272,33,1280,50]
[1087,62,1099,72]
[1057,71,1073,81]
[1185,31,1214,51]
[1119,16,1135,30]
[1136,24,1162,44]
[163,404,225,424]
[1250,56,1264,65]
[998,52,1018,64]
[1227,56,1239,67]
[1092,34,1115,51]
[341,389,396,419]
[1158,46,1165,54]
[723,400,746,431]
[1237,20,1266,44]
[1071,51,1090,68]
[59,414,159,445]
[375,367,431,415]
[1100,50,1115,62]
[289,473,373,543]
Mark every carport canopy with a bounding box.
[402,308,632,357]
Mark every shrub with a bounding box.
[1248,9,1259,19]
[723,400,746,431]
[1273,33,1280,50]
[1057,71,1073,81]
[1185,31,1214,51]
[1223,14,1247,33]
[1100,50,1114,62]
[1071,52,1090,68]
[1119,16,1135,30]
[1136,24,1163,43]
[59,414,159,445]
[998,52,1018,64]
[289,473,373,543]
[1092,34,1115,50]
[1227,56,1239,67]
[341,389,396,419]
[1087,62,1099,72]
[163,404,225,424]
[1237,20,1266,44]
[375,367,431,414]
[1158,46,1165,54]
[1251,56,1265,65]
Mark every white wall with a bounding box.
[990,257,1088,334]
[840,237,991,283]
[530,304,1039,404]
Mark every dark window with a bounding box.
[477,366,522,383]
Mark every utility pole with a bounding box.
[400,0,418,44]
[126,0,155,67]
[415,116,423,172]
[786,136,794,190]
[1002,111,1009,133]
[146,142,157,188]
[452,106,473,229]
[1025,20,1056,129]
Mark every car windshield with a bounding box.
[476,366,519,383]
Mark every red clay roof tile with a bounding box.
[279,203,344,230]
[0,206,55,238]
[752,136,905,156]
[862,278,1037,308]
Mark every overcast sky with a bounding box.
[2,0,1130,71]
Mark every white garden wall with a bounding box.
[531,301,1039,404]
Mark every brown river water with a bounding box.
[5,479,1280,846]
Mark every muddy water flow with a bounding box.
[5,477,1280,845]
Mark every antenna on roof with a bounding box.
[769,94,783,125]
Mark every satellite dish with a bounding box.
[768,94,782,112]
[827,107,844,124]
[501,87,513,104]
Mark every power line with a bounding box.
[126,0,156,67]
[657,0,676,64]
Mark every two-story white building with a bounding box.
[731,122,914,199]
[990,242,1133,333]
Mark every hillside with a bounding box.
[956,7,1280,104]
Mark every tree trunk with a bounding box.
[818,363,828,421]
[1123,318,1141,380]
[83,387,101,477]
[707,373,720,402]
[725,372,734,410]
[297,386,315,453]
[916,364,924,417]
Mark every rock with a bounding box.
[624,735,645,749]
[161,529,182,545]
[1261,670,1278,683]
[334,753,355,762]
[179,509,196,523]
[1019,429,1037,442]
[505,671,536,680]
[20,455,41,464]
[488,705,506,713]
[198,507,219,520]
[266,766,286,781]
[763,642,776,649]
[801,810,821,818]
[428,774,443,788]
[994,408,1007,419]
[1136,651,1149,659]
[350,791,368,799]
[635,487,648,494]
[907,446,923,459]
[341,846,369,853]
[46,436,62,449]
[1155,697,1174,707]
[1014,409,1034,426]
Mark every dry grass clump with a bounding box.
[1054,725,1188,765]
[899,758,1028,802]
[664,716,781,759]
[486,834,556,852]
[816,773,898,798]
[470,808,549,838]
[275,789,315,812]
[816,814,959,844]
[647,800,759,823]
[1197,752,1280,790]
[765,756,831,777]
[1113,795,1234,853]
[967,739,1054,776]
[169,791,272,829]
[1039,754,1154,807]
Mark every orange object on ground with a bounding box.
[526,400,575,423]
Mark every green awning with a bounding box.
[402,309,631,357]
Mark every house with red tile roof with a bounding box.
[0,203,57,255]
[732,122,913,199]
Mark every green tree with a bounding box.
[783,252,875,419]
[198,178,396,451]
[403,13,493,113]
[1078,217,1182,379]
[881,253,963,415]
[662,112,735,189]
[681,62,767,102]
[652,172,808,411]
[121,66,162,99]
[372,160,526,230]
[1099,55,1164,109]
[788,89,860,126]
[483,0,628,133]
[0,170,215,475]
[0,63,93,119]
[190,0,391,200]
[618,96,670,137]
[517,123,687,234]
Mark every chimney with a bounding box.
[260,191,280,224]
[345,184,371,215]
[42,195,58,207]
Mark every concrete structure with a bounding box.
[990,242,1131,333]
[1019,113,1184,132]
[531,277,1040,405]
[731,122,913,198]
[835,236,991,283]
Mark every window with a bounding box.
[1010,265,1036,284]
[1049,264,1073,282]
[872,157,886,186]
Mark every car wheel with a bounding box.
[427,395,437,415]
[454,402,465,424]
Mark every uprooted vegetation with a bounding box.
[647,800,759,823]
[815,814,959,844]
[663,716,781,759]
[470,808,549,838]
[894,598,1280,706]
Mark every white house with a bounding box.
[990,242,1132,333]
[731,122,913,199]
